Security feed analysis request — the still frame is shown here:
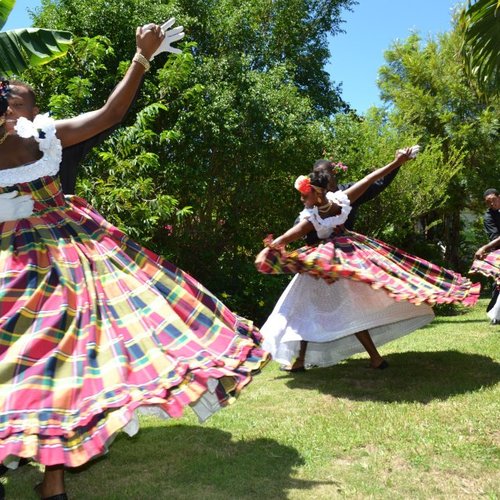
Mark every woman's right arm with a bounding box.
[255,219,314,267]
[271,219,314,247]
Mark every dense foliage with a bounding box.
[459,0,500,95]
[28,0,354,322]
[377,29,499,268]
[0,0,72,75]
[19,0,499,322]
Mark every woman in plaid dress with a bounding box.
[255,149,479,373]
[0,25,268,499]
[470,236,500,324]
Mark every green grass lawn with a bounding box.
[4,299,499,499]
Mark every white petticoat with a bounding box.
[487,294,500,321]
[261,274,435,367]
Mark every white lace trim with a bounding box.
[299,190,352,239]
[0,114,61,187]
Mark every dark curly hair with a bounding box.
[484,188,498,198]
[309,170,330,190]
[313,159,333,174]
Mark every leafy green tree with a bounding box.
[27,0,354,322]
[377,29,499,269]
[324,109,464,262]
[0,0,72,75]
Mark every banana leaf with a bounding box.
[0,0,15,30]
[0,28,73,76]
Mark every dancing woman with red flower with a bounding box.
[256,148,480,373]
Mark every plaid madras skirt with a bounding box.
[256,231,480,307]
[469,249,500,285]
[0,176,269,467]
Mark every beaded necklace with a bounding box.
[317,201,333,214]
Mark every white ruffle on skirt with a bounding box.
[487,294,500,321]
[261,274,435,367]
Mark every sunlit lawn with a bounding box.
[4,299,499,499]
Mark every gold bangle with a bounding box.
[132,52,150,72]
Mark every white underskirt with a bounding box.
[487,294,500,321]
[261,274,435,367]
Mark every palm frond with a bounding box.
[460,0,500,92]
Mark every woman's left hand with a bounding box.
[394,147,413,165]
[136,24,165,61]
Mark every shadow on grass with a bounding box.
[284,350,500,404]
[6,426,329,499]
[432,318,490,324]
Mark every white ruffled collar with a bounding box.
[0,114,61,186]
[299,190,352,239]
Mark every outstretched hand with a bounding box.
[0,191,34,222]
[395,145,420,166]
[136,24,166,61]
[150,18,185,59]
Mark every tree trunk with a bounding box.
[444,209,462,271]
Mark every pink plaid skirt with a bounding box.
[469,249,500,285]
[0,175,269,468]
[257,231,480,307]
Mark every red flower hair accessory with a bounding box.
[294,175,312,194]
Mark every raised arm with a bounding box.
[343,148,414,204]
[55,25,165,148]
[354,166,401,205]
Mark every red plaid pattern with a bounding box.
[470,249,500,285]
[257,230,480,306]
[0,175,269,467]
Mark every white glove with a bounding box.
[0,191,34,222]
[408,145,421,158]
[150,18,185,59]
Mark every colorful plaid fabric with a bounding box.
[256,230,480,306]
[469,249,500,285]
[0,176,269,467]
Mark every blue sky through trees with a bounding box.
[5,0,460,113]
